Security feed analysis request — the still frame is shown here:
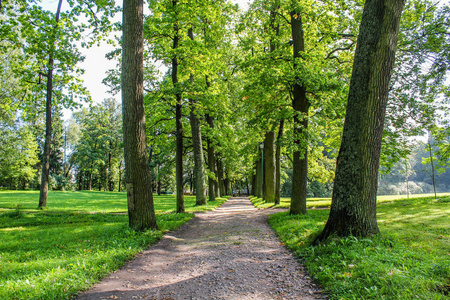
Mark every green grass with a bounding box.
[250,193,450,210]
[267,195,450,299]
[0,190,228,300]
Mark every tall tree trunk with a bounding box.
[246,178,250,196]
[108,148,113,191]
[275,119,284,204]
[190,105,207,205]
[175,96,184,210]
[172,0,184,213]
[405,159,409,199]
[270,3,282,205]
[224,170,230,196]
[427,138,437,200]
[255,157,263,198]
[251,163,257,196]
[204,38,216,201]
[188,27,207,206]
[122,0,158,230]
[217,156,225,196]
[38,0,63,209]
[189,171,194,195]
[206,113,216,202]
[315,0,405,243]
[264,131,276,203]
[289,9,309,215]
[118,160,123,192]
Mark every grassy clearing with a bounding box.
[0,191,228,300]
[266,195,450,299]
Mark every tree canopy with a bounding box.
[0,0,448,235]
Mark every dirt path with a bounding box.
[76,197,325,300]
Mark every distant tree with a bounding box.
[381,0,450,169]
[4,0,117,207]
[0,124,39,189]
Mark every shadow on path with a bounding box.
[76,197,325,300]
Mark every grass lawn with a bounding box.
[261,195,450,299]
[250,192,450,209]
[0,190,228,300]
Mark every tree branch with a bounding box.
[275,11,291,25]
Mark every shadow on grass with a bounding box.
[0,209,194,300]
[268,196,450,300]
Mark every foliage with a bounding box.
[237,0,355,182]
[70,99,122,191]
[268,196,450,299]
[0,190,227,300]
[382,0,450,169]
[379,141,450,195]
[0,123,39,189]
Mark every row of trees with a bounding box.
[119,0,449,236]
[1,0,449,236]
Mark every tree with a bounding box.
[289,7,308,215]
[380,0,450,170]
[264,131,276,202]
[432,126,450,170]
[70,101,122,191]
[315,0,406,242]
[5,0,117,206]
[145,0,237,203]
[0,123,39,189]
[187,27,207,205]
[238,0,354,209]
[275,119,285,204]
[37,0,63,208]
[122,0,158,230]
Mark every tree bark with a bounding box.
[255,156,263,198]
[251,163,257,196]
[122,0,158,230]
[264,131,276,202]
[108,148,113,191]
[275,119,284,204]
[217,156,225,196]
[118,160,123,192]
[289,10,309,215]
[427,138,437,200]
[206,113,216,202]
[224,172,230,196]
[315,0,405,243]
[188,27,207,206]
[38,0,63,209]
[264,1,284,204]
[172,0,184,213]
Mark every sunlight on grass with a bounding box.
[0,190,228,300]
[250,192,450,210]
[268,195,450,299]
[0,190,229,214]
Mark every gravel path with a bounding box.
[76,197,325,300]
